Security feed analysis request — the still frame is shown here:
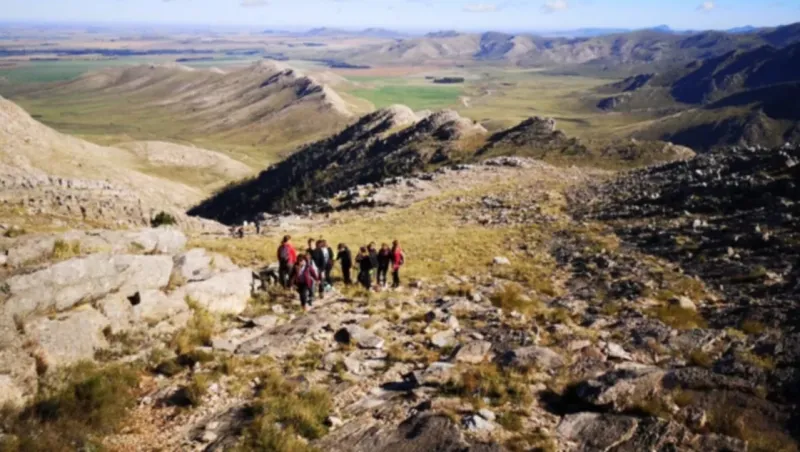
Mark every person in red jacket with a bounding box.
[277,235,297,288]
[292,254,319,311]
[391,240,405,289]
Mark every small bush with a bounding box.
[497,411,525,431]
[689,349,714,368]
[172,301,215,355]
[3,227,26,238]
[647,304,707,330]
[740,320,767,335]
[185,374,210,407]
[2,363,139,450]
[237,371,332,451]
[489,284,542,316]
[442,364,532,407]
[52,239,81,260]
[151,211,177,228]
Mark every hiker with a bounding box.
[312,239,335,296]
[254,218,261,235]
[276,235,297,288]
[368,242,379,271]
[306,238,316,257]
[322,240,335,287]
[292,254,319,312]
[336,243,353,285]
[356,246,374,290]
[391,240,405,288]
[377,243,392,287]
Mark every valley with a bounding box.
[1,16,800,452]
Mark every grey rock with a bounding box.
[669,296,697,312]
[430,329,457,349]
[252,315,279,329]
[576,366,666,411]
[3,253,173,320]
[25,306,110,369]
[453,340,493,364]
[173,248,213,282]
[557,413,638,451]
[477,408,496,422]
[463,414,495,432]
[128,228,186,254]
[500,346,565,371]
[0,347,37,408]
[604,342,633,361]
[178,268,252,314]
[335,325,385,349]
[492,256,511,266]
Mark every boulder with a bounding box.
[127,228,186,254]
[335,325,385,349]
[409,362,457,386]
[453,340,493,364]
[173,248,213,282]
[430,329,457,349]
[603,342,633,361]
[669,296,697,312]
[179,269,252,315]
[133,289,190,324]
[575,366,667,411]
[557,413,639,450]
[492,256,511,266]
[463,414,495,432]
[25,306,110,369]
[3,254,173,320]
[499,346,565,371]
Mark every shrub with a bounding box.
[442,364,532,407]
[172,301,215,355]
[1,363,139,450]
[151,211,177,228]
[489,284,542,316]
[646,304,707,330]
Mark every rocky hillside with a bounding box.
[0,96,239,230]
[598,43,800,150]
[477,117,695,168]
[189,106,488,223]
[13,61,355,152]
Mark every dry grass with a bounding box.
[51,239,81,260]
[442,363,533,407]
[646,304,707,330]
[171,299,216,355]
[489,283,543,316]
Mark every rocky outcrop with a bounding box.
[189,106,487,223]
[0,228,254,405]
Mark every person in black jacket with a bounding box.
[376,243,392,287]
[336,243,353,285]
[355,246,373,290]
[321,239,335,287]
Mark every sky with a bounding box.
[1,0,799,32]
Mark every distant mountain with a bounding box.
[598,43,800,149]
[728,26,759,34]
[336,22,800,70]
[299,27,406,38]
[16,61,354,152]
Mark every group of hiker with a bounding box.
[276,236,405,310]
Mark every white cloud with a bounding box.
[698,1,715,11]
[463,3,499,12]
[542,0,568,13]
[241,0,268,6]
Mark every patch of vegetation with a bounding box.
[735,350,775,370]
[237,371,332,452]
[442,363,533,407]
[505,428,558,452]
[489,283,542,316]
[688,349,714,368]
[349,84,462,110]
[646,304,707,330]
[705,401,797,452]
[3,227,26,238]
[51,239,82,260]
[171,299,215,354]
[496,410,525,431]
[184,373,210,407]
[740,319,767,335]
[151,211,177,228]
[0,363,139,451]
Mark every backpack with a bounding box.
[399,252,405,266]
[279,245,290,263]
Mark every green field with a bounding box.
[349,85,463,110]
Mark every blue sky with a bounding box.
[2,0,799,31]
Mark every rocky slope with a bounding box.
[0,96,236,230]
[14,61,355,151]
[189,106,488,223]
[598,43,800,150]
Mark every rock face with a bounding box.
[2,253,173,319]
[0,228,254,404]
[189,107,488,223]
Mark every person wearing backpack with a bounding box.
[377,243,392,288]
[292,254,319,312]
[391,240,405,288]
[336,243,353,285]
[277,235,297,288]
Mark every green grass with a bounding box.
[349,85,462,110]
[0,59,157,86]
